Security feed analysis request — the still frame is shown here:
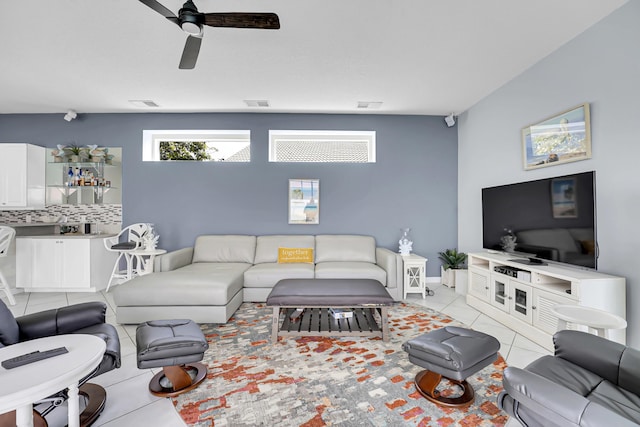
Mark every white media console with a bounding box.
[466,252,626,351]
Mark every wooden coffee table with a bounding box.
[266,278,394,344]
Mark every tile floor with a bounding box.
[2,284,551,426]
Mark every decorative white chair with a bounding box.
[104,223,149,292]
[0,226,17,305]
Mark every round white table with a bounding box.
[131,248,167,276]
[0,334,106,427]
[551,304,627,340]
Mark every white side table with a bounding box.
[402,254,429,299]
[551,304,627,340]
[131,248,167,276]
[0,334,105,427]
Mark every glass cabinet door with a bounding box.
[490,276,509,313]
[511,282,533,323]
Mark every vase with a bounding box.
[398,228,413,255]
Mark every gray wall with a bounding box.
[0,113,458,276]
[458,2,640,346]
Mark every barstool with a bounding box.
[104,223,149,291]
[0,226,16,305]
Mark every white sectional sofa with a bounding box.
[113,234,402,324]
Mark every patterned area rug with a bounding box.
[173,303,508,426]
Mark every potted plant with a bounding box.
[438,248,468,290]
[65,144,84,162]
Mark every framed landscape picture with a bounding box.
[522,103,591,170]
[288,179,319,224]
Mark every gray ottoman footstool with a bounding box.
[136,319,209,397]
[402,326,500,407]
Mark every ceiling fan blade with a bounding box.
[179,35,202,69]
[139,0,179,25]
[203,13,280,29]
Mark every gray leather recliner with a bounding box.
[498,330,640,427]
[0,299,121,426]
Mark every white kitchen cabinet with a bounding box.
[30,239,90,288]
[16,236,117,292]
[466,252,626,351]
[0,143,46,210]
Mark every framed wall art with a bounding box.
[288,179,319,224]
[522,103,591,170]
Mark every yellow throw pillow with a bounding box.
[278,247,314,263]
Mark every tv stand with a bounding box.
[508,257,547,266]
[466,252,626,351]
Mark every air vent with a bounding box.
[357,101,383,109]
[129,100,159,107]
[244,100,270,107]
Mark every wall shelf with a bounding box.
[45,149,122,206]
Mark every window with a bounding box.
[269,130,376,163]
[142,130,250,162]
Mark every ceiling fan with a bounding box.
[139,0,280,69]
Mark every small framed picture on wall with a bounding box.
[288,179,319,224]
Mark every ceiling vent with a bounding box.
[357,101,383,109]
[244,100,270,107]
[129,100,159,107]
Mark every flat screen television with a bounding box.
[482,171,597,269]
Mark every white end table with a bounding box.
[551,304,627,340]
[131,248,167,276]
[402,254,431,298]
[0,334,106,427]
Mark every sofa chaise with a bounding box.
[113,234,402,324]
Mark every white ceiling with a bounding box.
[0,0,627,115]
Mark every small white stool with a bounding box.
[551,304,627,340]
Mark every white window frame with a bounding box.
[142,129,250,162]
[268,130,376,163]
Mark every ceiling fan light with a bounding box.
[181,21,201,35]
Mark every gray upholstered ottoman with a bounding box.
[402,326,500,407]
[266,278,394,343]
[136,319,209,397]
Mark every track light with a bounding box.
[64,110,77,122]
[444,113,456,128]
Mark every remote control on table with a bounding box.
[289,308,305,321]
[2,346,69,369]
